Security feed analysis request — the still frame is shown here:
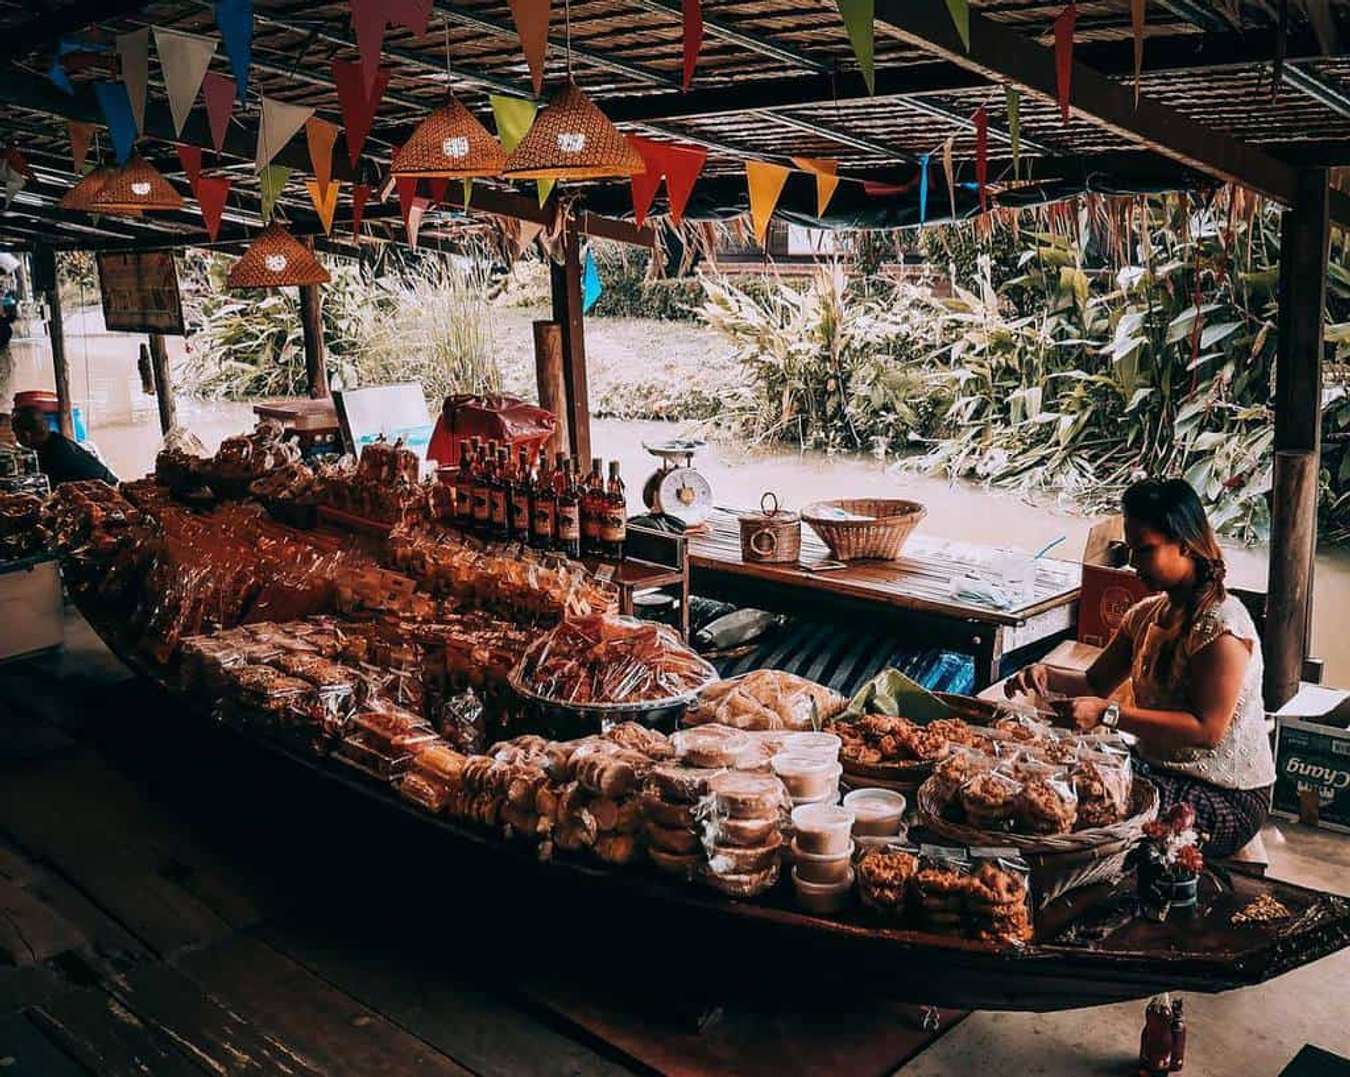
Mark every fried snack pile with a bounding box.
[684,670,847,731]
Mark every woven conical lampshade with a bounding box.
[91,157,183,212]
[61,167,145,216]
[392,96,506,179]
[501,81,644,181]
[227,223,330,289]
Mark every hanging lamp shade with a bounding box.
[501,81,645,180]
[391,96,506,179]
[59,166,115,211]
[227,222,330,289]
[90,156,184,212]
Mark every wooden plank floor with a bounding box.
[0,614,964,1076]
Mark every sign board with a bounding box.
[1273,716,1350,834]
[95,250,185,334]
[333,383,433,474]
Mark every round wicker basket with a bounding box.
[916,777,1159,907]
[801,498,926,561]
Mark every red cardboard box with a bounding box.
[1076,516,1154,648]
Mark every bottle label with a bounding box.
[533,502,555,538]
[511,493,531,531]
[582,507,601,540]
[472,488,490,520]
[557,504,581,541]
[600,508,626,543]
[490,490,508,524]
[455,486,473,517]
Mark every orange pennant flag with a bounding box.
[508,0,552,96]
[305,117,340,194]
[746,160,790,247]
[305,178,341,235]
[68,121,96,174]
[791,156,841,217]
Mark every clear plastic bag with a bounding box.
[958,770,1023,830]
[965,848,1034,945]
[684,670,846,732]
[1016,768,1079,835]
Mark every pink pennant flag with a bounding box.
[406,197,430,248]
[333,59,390,167]
[176,143,203,192]
[350,0,388,92]
[682,0,703,90]
[202,72,236,153]
[196,174,231,241]
[974,105,988,213]
[351,182,371,237]
[1054,1,1077,123]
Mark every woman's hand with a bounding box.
[1004,662,1051,699]
[1051,696,1111,732]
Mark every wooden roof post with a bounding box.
[549,212,592,464]
[299,238,329,399]
[1265,168,1329,711]
[32,245,74,439]
[148,333,177,434]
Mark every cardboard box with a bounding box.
[1077,516,1153,648]
[0,555,64,661]
[1273,690,1350,833]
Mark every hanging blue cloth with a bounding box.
[93,82,137,163]
[919,153,930,225]
[214,0,253,103]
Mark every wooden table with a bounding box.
[687,509,1082,689]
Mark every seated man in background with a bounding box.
[12,405,116,487]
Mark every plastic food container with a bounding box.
[791,839,855,884]
[790,786,840,810]
[792,865,855,915]
[843,788,907,838]
[772,753,842,800]
[790,803,855,855]
[784,731,842,761]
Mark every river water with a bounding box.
[6,313,1348,687]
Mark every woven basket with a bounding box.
[802,498,926,561]
[916,777,1159,907]
[738,492,801,564]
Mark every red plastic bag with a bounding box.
[426,394,557,466]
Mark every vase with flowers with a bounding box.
[1137,803,1205,920]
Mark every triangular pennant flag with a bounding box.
[942,135,956,220]
[176,144,203,192]
[257,96,314,171]
[662,143,708,226]
[202,72,236,153]
[919,153,930,224]
[389,0,433,35]
[745,160,789,247]
[153,27,217,137]
[305,117,339,193]
[628,136,664,229]
[835,0,874,95]
[537,179,555,207]
[682,0,703,90]
[491,94,538,155]
[333,60,389,167]
[1132,0,1146,106]
[196,174,231,241]
[68,121,95,174]
[974,105,988,213]
[49,45,74,95]
[406,197,430,248]
[944,0,970,51]
[1054,1,1077,123]
[507,0,552,97]
[116,28,150,134]
[259,163,291,222]
[351,182,371,237]
[1006,87,1021,179]
[93,82,138,164]
[791,157,840,218]
[427,177,450,203]
[350,0,388,92]
[214,0,253,103]
[462,177,473,209]
[395,176,420,228]
[305,178,340,234]
[582,246,603,313]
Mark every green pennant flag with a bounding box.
[260,164,291,222]
[490,94,537,154]
[1006,86,1021,180]
[835,0,874,95]
[463,177,473,209]
[944,0,970,51]
[537,179,555,207]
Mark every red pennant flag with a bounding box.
[68,121,95,174]
[1054,2,1076,123]
[395,176,420,228]
[351,182,371,237]
[202,71,235,153]
[350,0,388,92]
[333,59,390,167]
[682,0,703,90]
[426,176,450,204]
[627,135,664,228]
[661,143,708,226]
[388,0,433,35]
[974,105,988,213]
[176,144,203,192]
[508,0,552,96]
[196,174,231,241]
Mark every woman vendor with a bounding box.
[1007,478,1274,857]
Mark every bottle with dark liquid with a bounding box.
[1168,999,1186,1073]
[509,447,532,542]
[556,459,582,559]
[454,439,474,526]
[490,447,510,539]
[581,457,603,557]
[531,453,557,549]
[601,460,627,560]
[471,444,492,534]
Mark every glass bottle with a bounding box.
[509,447,532,542]
[1168,999,1186,1073]
[453,439,474,526]
[556,459,582,559]
[581,456,603,557]
[471,444,492,534]
[531,453,557,550]
[490,447,510,539]
[601,460,627,560]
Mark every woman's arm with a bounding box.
[1004,625,1133,700]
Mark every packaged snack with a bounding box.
[706,771,788,820]
[791,866,854,914]
[856,843,920,915]
[684,670,846,731]
[648,764,720,804]
[671,725,749,769]
[790,803,855,855]
[703,860,779,898]
[959,770,1023,830]
[1073,747,1134,828]
[705,831,782,877]
[1017,769,1079,835]
[771,753,842,800]
[965,849,1034,945]
[925,746,994,806]
[842,788,907,839]
[913,846,972,935]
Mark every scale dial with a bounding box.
[655,466,713,526]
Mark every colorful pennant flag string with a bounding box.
[582,246,603,313]
[791,157,841,218]
[1053,1,1076,123]
[68,121,95,175]
[259,163,291,222]
[351,182,371,237]
[176,143,203,193]
[974,105,988,213]
[490,94,553,205]
[93,82,138,164]
[257,96,314,171]
[305,177,341,234]
[305,118,340,194]
[919,153,930,224]
[941,135,956,220]
[349,0,388,92]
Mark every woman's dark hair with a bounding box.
[1122,477,1226,616]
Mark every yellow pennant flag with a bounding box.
[791,157,841,217]
[746,160,790,246]
[942,136,956,221]
[305,178,341,234]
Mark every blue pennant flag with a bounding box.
[93,81,137,163]
[48,36,111,95]
[919,153,930,225]
[214,0,253,104]
[582,246,603,314]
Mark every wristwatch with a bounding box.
[1101,702,1122,730]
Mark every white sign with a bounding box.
[333,383,434,475]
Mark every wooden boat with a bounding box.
[75,601,1350,1015]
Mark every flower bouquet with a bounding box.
[1137,803,1204,920]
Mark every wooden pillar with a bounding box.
[32,246,73,439]
[532,320,569,456]
[1265,168,1329,711]
[298,279,329,399]
[549,216,591,463]
[148,333,176,434]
